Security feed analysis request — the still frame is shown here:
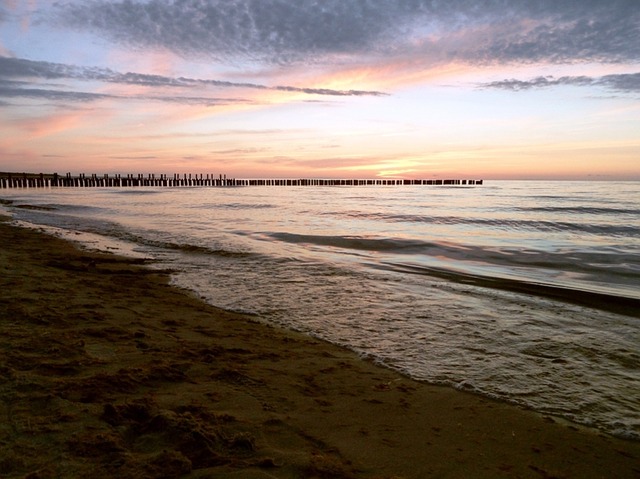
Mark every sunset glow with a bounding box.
[1,1,639,180]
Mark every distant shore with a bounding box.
[1,215,638,478]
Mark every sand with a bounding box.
[0,215,638,479]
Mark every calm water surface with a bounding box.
[2,180,639,440]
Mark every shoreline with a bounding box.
[1,216,639,478]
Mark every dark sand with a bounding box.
[1,216,638,478]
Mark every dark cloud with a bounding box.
[0,80,113,102]
[600,73,640,91]
[51,0,394,62]
[479,10,640,64]
[0,76,248,106]
[49,1,640,65]
[142,95,246,107]
[0,56,386,96]
[480,76,595,91]
[182,77,386,96]
[480,73,640,92]
[0,88,244,106]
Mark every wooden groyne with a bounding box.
[0,172,483,189]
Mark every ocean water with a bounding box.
[1,180,639,440]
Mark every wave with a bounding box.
[265,231,428,252]
[6,202,255,260]
[262,231,640,312]
[375,262,640,319]
[326,211,639,237]
[516,206,639,215]
[263,231,638,272]
[15,201,108,215]
[217,203,274,210]
[109,189,163,195]
[14,204,58,211]
[62,223,258,259]
[131,235,255,259]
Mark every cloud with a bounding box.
[0,77,247,106]
[0,80,112,102]
[0,87,246,106]
[480,73,640,92]
[51,0,393,63]
[0,56,386,97]
[211,147,270,156]
[49,1,640,66]
[601,73,640,92]
[480,76,595,91]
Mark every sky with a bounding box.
[1,0,639,180]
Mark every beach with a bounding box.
[1,215,639,479]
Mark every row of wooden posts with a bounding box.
[0,173,483,189]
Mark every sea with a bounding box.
[1,180,639,440]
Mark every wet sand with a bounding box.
[1,216,638,478]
